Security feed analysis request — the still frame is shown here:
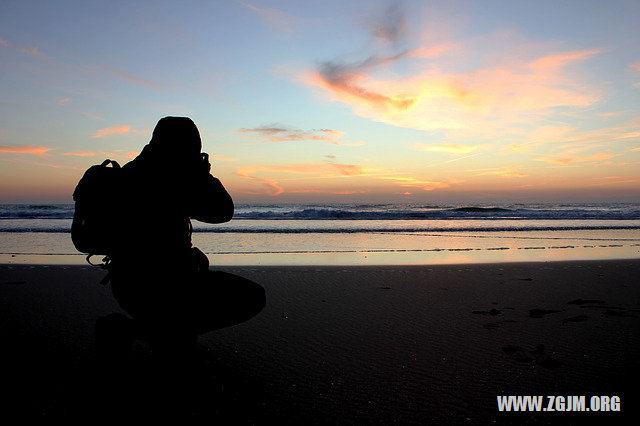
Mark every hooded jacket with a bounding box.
[113,117,233,260]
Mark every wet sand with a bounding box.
[1,260,638,423]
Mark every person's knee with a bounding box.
[248,281,266,313]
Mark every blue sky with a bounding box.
[1,0,639,203]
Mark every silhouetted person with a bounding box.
[102,117,265,357]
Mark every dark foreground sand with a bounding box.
[1,260,639,424]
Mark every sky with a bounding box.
[1,0,639,204]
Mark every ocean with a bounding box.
[1,203,639,265]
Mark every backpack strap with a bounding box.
[101,159,121,169]
[86,254,113,285]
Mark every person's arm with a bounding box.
[189,173,234,223]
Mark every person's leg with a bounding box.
[110,267,265,340]
[190,270,266,334]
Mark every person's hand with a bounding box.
[200,152,211,174]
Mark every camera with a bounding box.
[200,152,211,173]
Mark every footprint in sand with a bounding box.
[603,309,639,318]
[562,315,589,324]
[472,309,502,316]
[576,305,639,318]
[483,320,517,330]
[502,344,562,369]
[473,308,519,328]
[530,344,563,369]
[567,299,605,305]
[529,309,563,318]
[502,345,533,363]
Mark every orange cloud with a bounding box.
[62,150,138,159]
[629,61,640,72]
[233,169,285,196]
[237,162,370,177]
[301,30,602,134]
[415,143,477,154]
[331,190,366,195]
[522,122,640,150]
[92,125,131,138]
[616,131,640,139]
[588,177,640,187]
[288,189,367,195]
[0,145,52,156]
[303,57,417,113]
[1,157,82,171]
[537,152,620,165]
[528,50,601,70]
[470,166,527,178]
[233,161,377,196]
[63,151,96,157]
[382,176,450,191]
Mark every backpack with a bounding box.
[71,159,124,267]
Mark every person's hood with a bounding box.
[141,116,202,161]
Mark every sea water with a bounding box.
[1,203,639,265]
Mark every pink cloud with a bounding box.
[238,126,352,145]
[17,45,46,59]
[0,145,52,156]
[528,50,601,70]
[95,65,161,89]
[80,111,106,121]
[0,37,47,59]
[471,167,527,178]
[407,44,456,59]
[92,125,131,138]
[241,2,299,33]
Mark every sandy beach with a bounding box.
[1,260,638,424]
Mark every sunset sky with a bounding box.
[1,0,639,203]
